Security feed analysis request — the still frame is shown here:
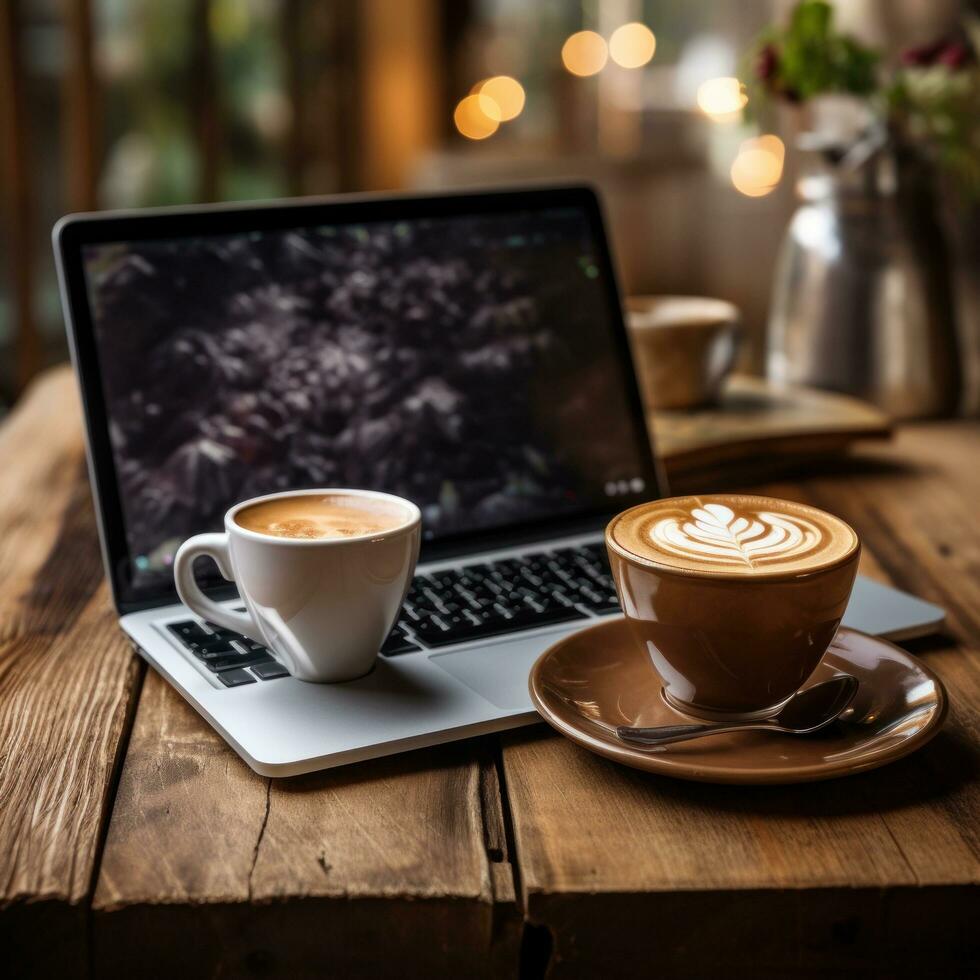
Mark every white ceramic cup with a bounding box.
[173,488,421,682]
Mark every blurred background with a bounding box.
[2,0,978,412]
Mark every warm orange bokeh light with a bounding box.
[562,31,608,77]
[454,93,500,140]
[609,23,656,69]
[754,134,786,163]
[730,135,785,197]
[696,77,748,121]
[476,76,525,121]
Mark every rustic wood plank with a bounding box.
[804,425,980,889]
[94,671,520,979]
[7,364,977,979]
[503,422,980,979]
[0,370,144,979]
[0,369,90,639]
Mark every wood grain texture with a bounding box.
[4,368,978,979]
[93,672,519,979]
[0,369,89,639]
[0,370,143,978]
[503,423,980,979]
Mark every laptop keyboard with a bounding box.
[386,541,618,654]
[166,620,287,687]
[166,541,620,686]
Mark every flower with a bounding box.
[749,1,980,197]
[900,39,971,70]
[899,41,946,67]
[937,42,970,69]
[756,43,779,82]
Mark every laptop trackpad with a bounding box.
[428,625,585,710]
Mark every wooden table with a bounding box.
[2,367,978,979]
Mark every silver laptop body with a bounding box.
[55,187,944,776]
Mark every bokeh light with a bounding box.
[609,23,656,69]
[696,76,748,121]
[754,134,786,162]
[475,76,525,121]
[730,135,785,197]
[562,31,608,77]
[454,93,501,140]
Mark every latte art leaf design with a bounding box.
[649,503,825,568]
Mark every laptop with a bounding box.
[53,185,945,776]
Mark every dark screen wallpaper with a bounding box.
[83,207,651,594]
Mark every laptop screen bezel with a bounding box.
[54,185,666,614]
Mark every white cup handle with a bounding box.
[173,532,265,644]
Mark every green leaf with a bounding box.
[790,1,832,41]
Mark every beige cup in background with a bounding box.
[174,488,421,682]
[625,296,741,410]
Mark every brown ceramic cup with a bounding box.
[606,494,860,719]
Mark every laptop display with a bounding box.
[77,199,656,602]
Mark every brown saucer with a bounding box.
[529,621,947,784]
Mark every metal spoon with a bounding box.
[616,675,859,748]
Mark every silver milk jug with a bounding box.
[767,142,960,418]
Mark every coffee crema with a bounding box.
[235,495,406,540]
[608,494,857,576]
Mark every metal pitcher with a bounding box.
[767,138,960,418]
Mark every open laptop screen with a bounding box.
[75,194,658,603]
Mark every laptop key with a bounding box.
[381,626,420,657]
[168,621,215,644]
[189,641,238,659]
[206,624,248,641]
[218,668,257,688]
[231,639,270,655]
[451,585,484,612]
[576,588,621,614]
[411,616,453,642]
[204,651,275,672]
[414,605,586,648]
[421,587,452,614]
[252,661,290,680]
[400,602,427,624]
